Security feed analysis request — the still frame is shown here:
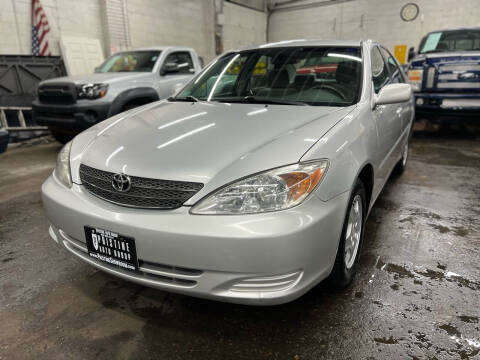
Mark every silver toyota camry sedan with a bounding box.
[42,40,414,305]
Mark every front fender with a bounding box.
[301,102,378,202]
[108,87,160,116]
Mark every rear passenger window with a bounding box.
[371,46,390,93]
[379,47,404,84]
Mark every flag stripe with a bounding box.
[38,28,49,44]
[32,0,50,56]
[40,42,48,56]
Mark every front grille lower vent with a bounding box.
[79,164,203,209]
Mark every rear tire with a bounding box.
[49,128,74,144]
[329,178,366,288]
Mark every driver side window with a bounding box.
[162,51,194,74]
[371,46,391,93]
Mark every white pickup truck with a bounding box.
[33,46,202,143]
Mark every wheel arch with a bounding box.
[356,163,374,212]
[108,87,160,116]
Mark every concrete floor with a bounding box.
[0,133,479,360]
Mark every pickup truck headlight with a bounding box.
[191,160,328,215]
[77,83,108,99]
[54,141,72,188]
[407,69,423,92]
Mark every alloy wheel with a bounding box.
[344,195,363,269]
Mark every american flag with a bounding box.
[32,0,51,56]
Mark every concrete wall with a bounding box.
[0,0,104,56]
[223,2,267,52]
[1,0,267,64]
[126,0,216,62]
[269,0,480,54]
[126,0,266,62]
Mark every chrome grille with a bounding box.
[426,67,436,88]
[436,61,480,92]
[79,164,203,209]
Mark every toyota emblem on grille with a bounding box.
[112,173,131,192]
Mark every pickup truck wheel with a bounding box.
[328,179,366,288]
[393,142,409,176]
[49,128,74,144]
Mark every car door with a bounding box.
[156,51,196,99]
[371,46,402,183]
[379,46,413,139]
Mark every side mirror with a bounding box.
[161,62,180,76]
[375,83,412,106]
[407,47,415,62]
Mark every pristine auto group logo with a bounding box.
[112,173,132,192]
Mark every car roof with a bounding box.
[236,39,363,51]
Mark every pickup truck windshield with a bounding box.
[175,47,362,106]
[419,30,480,54]
[97,51,161,73]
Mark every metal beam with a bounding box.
[270,0,354,13]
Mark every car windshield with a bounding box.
[419,30,480,54]
[96,51,161,73]
[174,47,362,106]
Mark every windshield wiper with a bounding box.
[243,96,308,106]
[213,96,308,106]
[169,95,200,102]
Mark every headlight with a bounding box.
[77,83,108,99]
[54,141,72,188]
[191,160,328,215]
[407,69,423,92]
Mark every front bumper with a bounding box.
[414,92,480,119]
[42,175,349,305]
[32,100,111,131]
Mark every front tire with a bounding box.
[49,128,74,144]
[329,178,366,288]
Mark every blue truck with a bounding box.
[407,28,480,120]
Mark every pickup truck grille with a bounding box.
[38,83,76,104]
[79,164,204,209]
[425,62,480,93]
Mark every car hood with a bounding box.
[71,101,354,203]
[41,72,153,85]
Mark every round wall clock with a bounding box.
[400,3,419,22]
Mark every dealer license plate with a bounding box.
[84,226,138,272]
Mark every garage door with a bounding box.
[59,36,104,76]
